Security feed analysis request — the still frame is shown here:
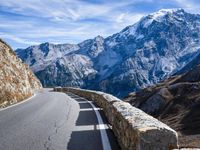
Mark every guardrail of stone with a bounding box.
[54,87,178,150]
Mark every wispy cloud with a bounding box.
[173,0,200,13]
[0,32,40,45]
[0,0,199,48]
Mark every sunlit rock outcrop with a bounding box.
[0,39,42,108]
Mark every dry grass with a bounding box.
[0,39,42,108]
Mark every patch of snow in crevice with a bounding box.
[136,34,144,40]
[144,41,156,48]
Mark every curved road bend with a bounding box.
[0,89,120,150]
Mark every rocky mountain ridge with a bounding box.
[16,9,200,97]
[0,39,42,108]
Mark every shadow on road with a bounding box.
[79,102,93,109]
[66,94,121,150]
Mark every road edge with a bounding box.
[0,93,36,112]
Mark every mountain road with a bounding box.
[0,89,120,150]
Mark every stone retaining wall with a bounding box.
[54,87,178,150]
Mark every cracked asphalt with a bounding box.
[0,89,120,150]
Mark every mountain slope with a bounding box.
[0,39,42,108]
[176,48,200,74]
[16,9,200,97]
[124,65,200,147]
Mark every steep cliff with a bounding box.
[0,39,42,108]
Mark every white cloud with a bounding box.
[0,0,199,48]
[114,13,144,29]
[0,0,145,22]
[0,0,146,46]
[173,0,200,13]
[0,32,40,45]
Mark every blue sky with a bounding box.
[0,0,200,49]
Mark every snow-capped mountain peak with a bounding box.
[150,8,184,19]
[140,8,188,28]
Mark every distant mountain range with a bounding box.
[16,9,200,98]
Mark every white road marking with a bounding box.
[0,93,36,112]
[74,124,109,131]
[72,94,112,150]
[87,100,112,150]
[80,108,101,111]
[77,101,90,104]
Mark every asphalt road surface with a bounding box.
[0,89,120,150]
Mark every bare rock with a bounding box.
[0,39,42,108]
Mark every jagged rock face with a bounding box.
[16,9,200,97]
[0,39,42,108]
[98,9,200,97]
[124,65,200,147]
